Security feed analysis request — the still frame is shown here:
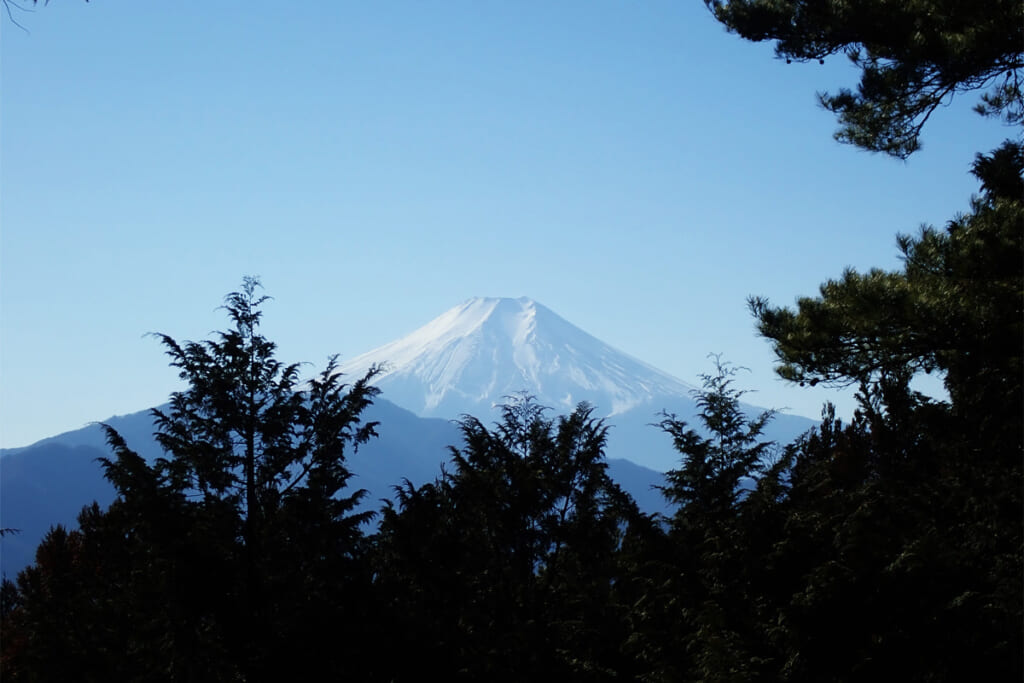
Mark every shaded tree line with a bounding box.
[2,161,1020,679]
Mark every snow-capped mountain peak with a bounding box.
[339,297,696,419]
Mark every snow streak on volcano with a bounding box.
[339,297,697,420]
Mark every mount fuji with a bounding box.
[340,296,698,420]
[340,296,815,472]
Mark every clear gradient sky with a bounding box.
[0,1,1011,448]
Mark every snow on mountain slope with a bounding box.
[339,297,697,419]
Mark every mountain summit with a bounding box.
[340,297,697,419]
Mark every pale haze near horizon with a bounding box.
[0,1,1009,448]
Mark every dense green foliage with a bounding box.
[750,141,1023,458]
[705,0,1023,157]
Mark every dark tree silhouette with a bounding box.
[705,0,1023,157]
[2,280,384,681]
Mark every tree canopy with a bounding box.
[1,279,386,681]
[749,141,1022,447]
[705,0,1024,157]
[373,397,641,680]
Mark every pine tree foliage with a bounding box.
[625,360,781,683]
[126,278,382,539]
[740,142,1024,680]
[659,357,777,522]
[704,0,1024,157]
[373,396,640,681]
[1,279,384,681]
[761,385,1022,681]
[749,142,1023,456]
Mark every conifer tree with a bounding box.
[741,109,1023,683]
[627,359,779,682]
[373,397,638,681]
[749,142,1023,458]
[2,279,383,681]
[704,0,1023,157]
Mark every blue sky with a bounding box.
[0,1,1011,448]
